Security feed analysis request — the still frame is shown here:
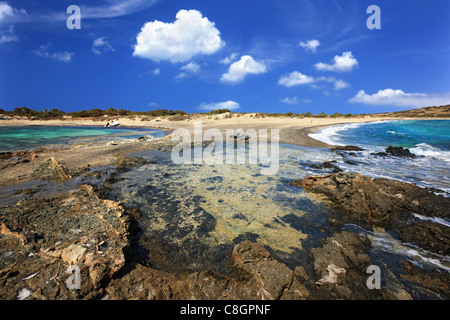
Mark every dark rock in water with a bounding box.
[331,145,365,152]
[310,161,343,173]
[230,130,251,141]
[290,172,450,259]
[371,152,388,157]
[386,146,416,158]
[104,172,122,184]
[400,260,450,299]
[344,159,358,166]
[0,152,13,160]
[398,221,450,256]
[290,172,449,229]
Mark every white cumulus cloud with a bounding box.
[278,72,349,90]
[349,89,450,108]
[314,51,358,72]
[299,39,320,53]
[278,71,315,87]
[133,9,225,63]
[199,100,240,111]
[221,55,267,84]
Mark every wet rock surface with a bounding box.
[291,172,449,229]
[1,179,448,300]
[290,172,450,298]
[1,142,449,300]
[386,146,416,158]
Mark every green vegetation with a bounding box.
[1,105,448,120]
[204,109,232,115]
[0,107,187,120]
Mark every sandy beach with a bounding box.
[0,113,395,144]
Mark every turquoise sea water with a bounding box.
[309,120,450,194]
[310,120,450,158]
[0,126,167,152]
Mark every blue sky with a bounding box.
[0,0,449,114]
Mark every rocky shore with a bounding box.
[0,133,449,300]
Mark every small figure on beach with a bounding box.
[105,122,110,127]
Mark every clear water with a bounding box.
[0,126,167,152]
[102,142,450,279]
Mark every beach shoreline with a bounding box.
[0,114,406,148]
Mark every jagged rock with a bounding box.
[232,240,295,300]
[0,185,134,299]
[398,221,450,255]
[290,172,450,228]
[309,231,386,300]
[386,146,416,158]
[400,260,450,299]
[32,157,72,182]
[107,240,311,300]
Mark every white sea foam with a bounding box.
[308,122,366,146]
[410,143,450,162]
[386,130,405,135]
[413,213,450,228]
[345,224,450,273]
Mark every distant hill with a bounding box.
[375,105,450,118]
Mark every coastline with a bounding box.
[0,115,404,148]
[1,116,447,189]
